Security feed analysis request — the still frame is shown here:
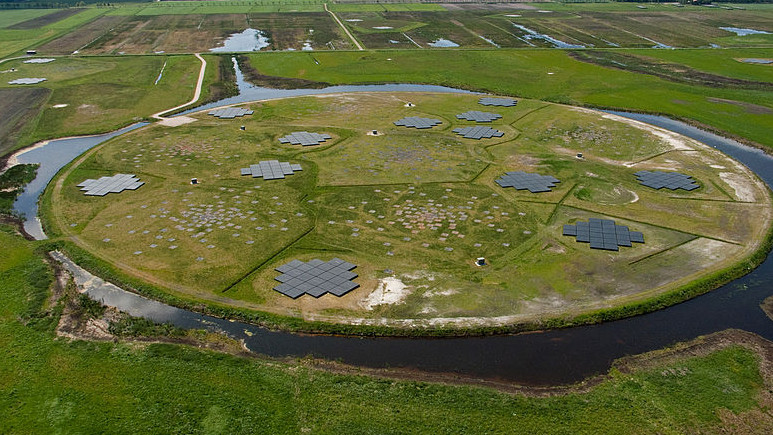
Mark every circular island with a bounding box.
[45,92,773,332]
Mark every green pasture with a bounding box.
[0,225,770,433]
[624,48,773,83]
[106,2,327,16]
[0,9,59,29]
[45,93,770,323]
[247,49,773,150]
[0,55,201,150]
[0,8,107,58]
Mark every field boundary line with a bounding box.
[560,204,743,246]
[709,179,736,201]
[509,103,550,126]
[547,183,577,225]
[628,236,699,265]
[221,226,316,293]
[325,3,364,51]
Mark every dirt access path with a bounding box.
[325,3,364,50]
[152,53,207,126]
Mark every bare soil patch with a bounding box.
[40,16,128,54]
[707,97,773,115]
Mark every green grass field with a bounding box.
[623,48,773,83]
[44,92,770,327]
[0,8,107,58]
[0,9,60,29]
[0,225,771,433]
[0,55,202,151]
[247,49,773,150]
[106,1,328,16]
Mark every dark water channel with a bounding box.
[79,110,773,386]
[11,69,773,385]
[179,57,478,115]
[11,123,148,239]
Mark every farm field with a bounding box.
[38,12,351,54]
[247,49,773,150]
[0,88,50,157]
[2,2,773,431]
[621,48,773,83]
[0,8,107,58]
[23,2,773,57]
[45,92,771,327]
[0,225,771,433]
[0,9,63,29]
[333,3,773,49]
[0,55,202,150]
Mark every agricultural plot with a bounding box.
[23,4,772,56]
[0,8,107,57]
[0,9,64,29]
[42,13,248,55]
[5,8,83,30]
[338,10,523,49]
[495,7,773,49]
[106,1,327,16]
[0,55,202,149]
[335,5,773,50]
[245,12,352,51]
[40,12,350,53]
[0,88,51,156]
[47,93,771,327]
[38,15,130,55]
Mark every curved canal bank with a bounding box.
[10,123,148,239]
[8,67,772,385]
[40,107,773,387]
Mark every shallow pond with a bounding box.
[210,28,270,53]
[428,39,459,48]
[720,27,771,36]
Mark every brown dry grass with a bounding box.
[39,16,128,54]
[80,14,248,54]
[0,87,50,158]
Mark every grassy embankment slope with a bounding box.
[247,48,773,150]
[0,225,772,432]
